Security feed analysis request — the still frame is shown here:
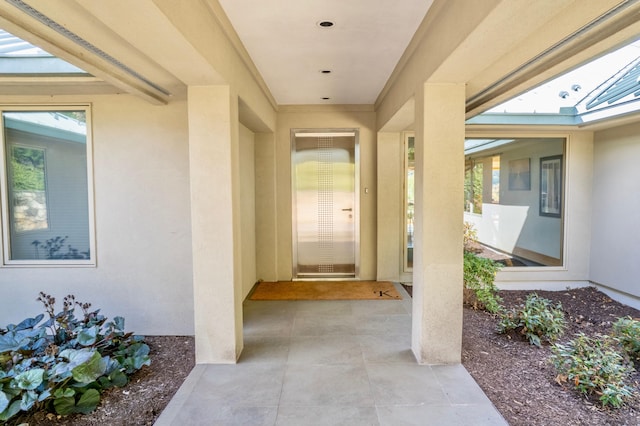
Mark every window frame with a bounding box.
[0,105,96,267]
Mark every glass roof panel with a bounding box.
[468,38,640,125]
[0,29,89,75]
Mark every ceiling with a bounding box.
[217,0,434,105]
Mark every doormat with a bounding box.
[249,281,402,300]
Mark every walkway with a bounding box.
[155,284,507,425]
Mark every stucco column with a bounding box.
[412,82,465,364]
[188,85,243,363]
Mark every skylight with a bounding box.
[468,38,640,126]
[0,29,89,75]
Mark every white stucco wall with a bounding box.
[0,94,194,336]
[590,123,640,299]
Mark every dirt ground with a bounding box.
[463,287,640,426]
[10,287,640,425]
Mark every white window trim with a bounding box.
[0,104,96,267]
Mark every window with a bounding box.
[404,133,415,271]
[464,137,565,267]
[1,108,94,265]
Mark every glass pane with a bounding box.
[463,137,565,267]
[467,39,640,125]
[292,132,356,277]
[405,135,415,270]
[3,111,90,261]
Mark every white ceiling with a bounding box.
[218,0,434,105]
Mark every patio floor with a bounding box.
[154,284,507,425]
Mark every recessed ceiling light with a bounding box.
[321,70,331,74]
[318,21,334,28]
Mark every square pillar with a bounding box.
[412,82,465,364]
[188,85,243,363]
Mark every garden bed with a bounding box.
[9,336,195,426]
[463,287,640,425]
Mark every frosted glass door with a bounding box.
[292,131,357,278]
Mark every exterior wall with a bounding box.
[376,132,403,281]
[591,123,640,300]
[275,106,377,280]
[0,94,194,336]
[254,132,278,282]
[239,124,256,298]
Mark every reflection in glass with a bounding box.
[463,137,565,267]
[2,111,90,261]
[9,145,48,232]
[405,135,415,271]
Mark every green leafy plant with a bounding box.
[551,333,635,408]
[0,293,150,422]
[612,316,640,362]
[498,293,565,346]
[463,251,503,313]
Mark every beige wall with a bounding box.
[376,132,403,281]
[255,132,278,281]
[274,106,377,280]
[239,124,257,298]
[0,94,194,336]
[591,123,640,301]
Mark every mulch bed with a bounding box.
[463,287,640,426]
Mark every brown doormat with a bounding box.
[249,281,402,301]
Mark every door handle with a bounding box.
[342,208,353,211]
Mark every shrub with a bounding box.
[463,221,481,253]
[612,316,640,361]
[463,251,503,313]
[0,293,150,422]
[551,333,635,408]
[498,293,565,346]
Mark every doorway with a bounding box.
[291,129,359,278]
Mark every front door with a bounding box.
[292,129,358,278]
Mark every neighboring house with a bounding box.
[0,0,639,365]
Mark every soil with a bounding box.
[9,287,640,425]
[463,287,640,426]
